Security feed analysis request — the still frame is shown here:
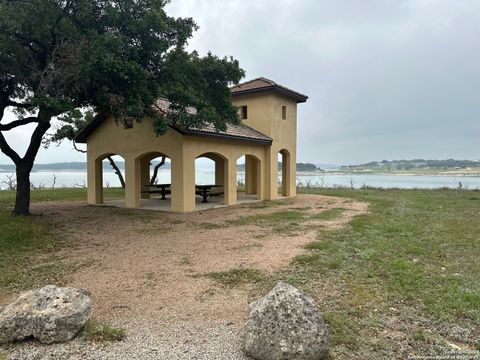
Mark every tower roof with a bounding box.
[230,77,308,103]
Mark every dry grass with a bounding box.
[82,319,126,342]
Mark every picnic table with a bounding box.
[195,184,223,203]
[142,183,171,200]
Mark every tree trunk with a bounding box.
[12,165,32,216]
[107,156,125,188]
[150,156,166,185]
[8,118,51,216]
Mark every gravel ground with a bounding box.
[0,194,367,359]
[6,322,249,360]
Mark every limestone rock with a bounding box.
[242,282,329,360]
[0,285,92,344]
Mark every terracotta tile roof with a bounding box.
[154,98,197,115]
[155,98,272,144]
[172,122,272,144]
[231,77,277,93]
[230,77,308,103]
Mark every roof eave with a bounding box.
[231,87,308,103]
[171,125,272,145]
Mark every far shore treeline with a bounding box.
[342,159,480,171]
[2,159,480,173]
[0,161,323,173]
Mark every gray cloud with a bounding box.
[1,0,479,165]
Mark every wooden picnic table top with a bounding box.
[195,184,222,190]
[151,183,171,188]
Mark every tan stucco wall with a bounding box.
[232,93,298,198]
[87,118,270,212]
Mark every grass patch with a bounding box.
[323,311,359,349]
[82,319,126,341]
[309,208,346,221]
[249,199,294,209]
[204,268,265,287]
[198,222,224,230]
[288,188,480,357]
[229,209,309,225]
[0,209,66,291]
[229,206,350,236]
[305,189,480,322]
[0,351,7,360]
[180,256,192,265]
[0,187,124,292]
[0,187,124,206]
[229,209,315,235]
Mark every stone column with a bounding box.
[125,156,141,208]
[215,158,225,186]
[87,154,103,204]
[281,152,288,196]
[171,153,195,213]
[264,147,278,200]
[288,149,296,197]
[245,155,258,195]
[224,157,237,205]
[255,158,263,200]
[140,157,151,199]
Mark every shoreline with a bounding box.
[299,171,480,177]
[1,170,480,178]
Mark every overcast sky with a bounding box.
[1,0,479,165]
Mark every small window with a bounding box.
[282,105,287,120]
[240,105,248,120]
[124,118,133,129]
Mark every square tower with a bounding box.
[231,78,308,199]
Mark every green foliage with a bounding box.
[0,0,243,129]
[296,163,321,172]
[0,0,244,214]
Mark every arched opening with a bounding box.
[237,154,262,201]
[91,153,126,206]
[195,152,228,207]
[136,152,172,209]
[278,149,291,197]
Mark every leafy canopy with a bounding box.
[0,0,245,142]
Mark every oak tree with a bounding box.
[0,0,244,216]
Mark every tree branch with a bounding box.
[0,117,39,130]
[0,99,21,165]
[0,131,21,165]
[150,156,166,185]
[73,141,86,153]
[23,114,51,169]
[7,100,33,108]
[107,156,125,188]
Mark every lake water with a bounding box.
[1,170,480,190]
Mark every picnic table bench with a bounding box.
[195,184,224,203]
[142,184,171,200]
[141,184,223,203]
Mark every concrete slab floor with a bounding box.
[98,193,260,212]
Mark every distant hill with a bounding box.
[237,162,323,172]
[342,159,480,171]
[316,163,341,170]
[0,160,170,173]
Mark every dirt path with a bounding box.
[5,194,368,359]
